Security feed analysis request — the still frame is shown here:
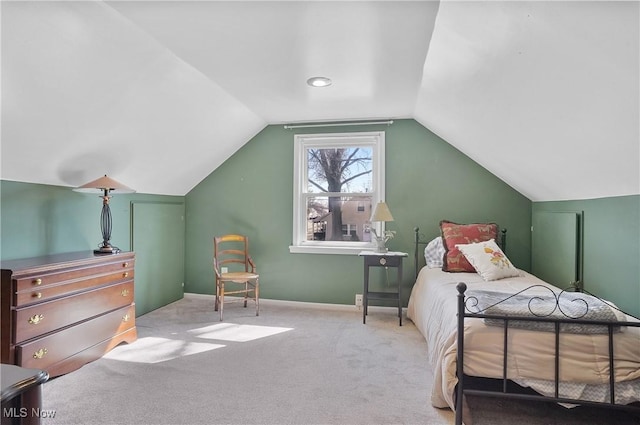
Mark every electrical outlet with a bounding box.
[355,293,363,308]
[221,267,228,274]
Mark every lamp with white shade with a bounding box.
[74,175,135,254]
[370,201,396,253]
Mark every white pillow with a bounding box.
[424,236,445,268]
[456,239,521,281]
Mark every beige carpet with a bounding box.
[41,295,639,425]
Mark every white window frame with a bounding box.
[289,131,385,255]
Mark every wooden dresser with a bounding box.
[1,251,137,378]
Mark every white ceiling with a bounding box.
[1,1,638,200]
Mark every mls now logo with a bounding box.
[3,407,56,419]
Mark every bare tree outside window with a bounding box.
[307,148,372,240]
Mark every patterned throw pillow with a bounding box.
[424,237,445,268]
[440,220,499,272]
[456,239,521,281]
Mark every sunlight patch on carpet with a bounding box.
[188,323,293,342]
[103,337,225,363]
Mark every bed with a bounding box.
[407,223,640,425]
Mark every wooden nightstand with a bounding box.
[358,251,408,326]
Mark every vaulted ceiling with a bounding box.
[2,1,638,201]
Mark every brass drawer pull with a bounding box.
[33,292,42,299]
[28,314,44,325]
[123,272,129,278]
[122,262,129,268]
[121,289,130,297]
[33,278,42,286]
[33,348,48,359]
[122,314,130,322]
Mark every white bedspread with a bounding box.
[407,267,640,410]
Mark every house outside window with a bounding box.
[290,131,385,255]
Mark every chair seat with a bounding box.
[220,272,259,282]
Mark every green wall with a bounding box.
[533,196,640,317]
[2,124,636,317]
[0,180,185,314]
[185,119,532,305]
[4,125,636,317]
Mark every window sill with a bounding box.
[289,244,375,255]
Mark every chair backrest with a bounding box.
[214,234,251,273]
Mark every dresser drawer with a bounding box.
[14,280,134,344]
[14,259,134,293]
[15,269,134,307]
[15,304,135,370]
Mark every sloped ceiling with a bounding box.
[1,1,638,201]
[415,0,639,201]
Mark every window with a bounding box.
[290,131,385,254]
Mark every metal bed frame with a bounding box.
[412,227,640,425]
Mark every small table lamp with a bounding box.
[74,175,135,254]
[370,201,395,253]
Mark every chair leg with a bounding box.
[244,282,248,308]
[255,279,259,316]
[214,281,220,311]
[219,283,224,321]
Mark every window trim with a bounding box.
[289,131,385,255]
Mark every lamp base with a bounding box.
[94,244,121,255]
[374,238,388,253]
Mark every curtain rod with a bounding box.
[283,120,393,130]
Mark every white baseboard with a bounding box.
[183,292,404,313]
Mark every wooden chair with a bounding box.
[213,234,259,321]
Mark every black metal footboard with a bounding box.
[454,282,640,425]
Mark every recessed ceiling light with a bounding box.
[307,77,332,87]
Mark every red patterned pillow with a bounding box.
[440,220,499,272]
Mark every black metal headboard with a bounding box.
[413,227,431,278]
[413,226,507,278]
